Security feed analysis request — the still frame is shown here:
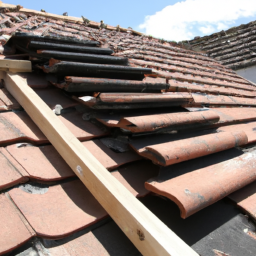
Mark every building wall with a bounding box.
[236,66,256,84]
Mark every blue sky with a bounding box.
[3,0,256,41]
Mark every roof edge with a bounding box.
[0,1,144,36]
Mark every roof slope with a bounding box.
[188,20,256,70]
[1,3,256,256]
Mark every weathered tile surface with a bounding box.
[145,150,256,218]
[0,194,35,255]
[9,180,108,239]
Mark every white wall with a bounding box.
[236,65,256,84]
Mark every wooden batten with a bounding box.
[0,60,32,73]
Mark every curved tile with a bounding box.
[217,121,256,144]
[145,150,256,218]
[117,110,219,133]
[132,131,247,166]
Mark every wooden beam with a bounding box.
[0,71,198,256]
[0,60,31,73]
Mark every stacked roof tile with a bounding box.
[1,3,256,256]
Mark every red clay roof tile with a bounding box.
[229,180,256,220]
[104,110,219,133]
[47,231,110,256]
[0,110,108,146]
[5,140,140,181]
[111,161,159,197]
[0,194,35,255]
[145,150,256,218]
[131,131,247,166]
[188,20,256,70]
[217,121,256,144]
[34,87,78,110]
[0,88,20,110]
[9,180,108,239]
[0,147,28,190]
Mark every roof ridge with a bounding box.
[0,1,144,36]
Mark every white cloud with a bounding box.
[138,0,256,41]
[199,25,215,34]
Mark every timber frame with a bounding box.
[0,70,198,256]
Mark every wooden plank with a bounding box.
[0,60,31,73]
[0,71,198,256]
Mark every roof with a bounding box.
[187,20,256,70]
[1,2,256,256]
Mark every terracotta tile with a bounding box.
[0,148,28,190]
[111,160,159,197]
[57,111,109,141]
[190,93,256,107]
[213,108,256,124]
[145,150,256,218]
[189,22,256,71]
[154,70,255,91]
[95,108,182,127]
[131,131,247,166]
[0,99,7,111]
[217,121,256,144]
[168,80,256,98]
[48,231,110,256]
[131,58,250,89]
[81,140,141,170]
[0,88,20,110]
[0,111,47,145]
[19,73,50,88]
[116,110,219,133]
[6,144,74,181]
[6,140,140,181]
[229,181,256,220]
[9,180,108,239]
[0,110,108,146]
[47,220,142,256]
[34,87,78,110]
[0,194,35,255]
[99,92,193,103]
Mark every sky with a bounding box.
[3,0,256,42]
